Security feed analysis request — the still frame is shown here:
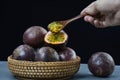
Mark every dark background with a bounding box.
[1,0,120,65]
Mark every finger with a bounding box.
[95,21,108,28]
[84,16,89,22]
[102,21,108,28]
[84,15,95,25]
[80,9,87,17]
[80,1,98,17]
[87,16,95,25]
[85,1,98,15]
[94,20,101,28]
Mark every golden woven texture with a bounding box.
[8,55,80,80]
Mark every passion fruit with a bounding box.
[12,44,35,61]
[88,52,115,77]
[59,47,77,61]
[35,46,59,62]
[44,30,68,52]
[23,26,47,48]
[48,21,64,33]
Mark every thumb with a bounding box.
[80,1,98,16]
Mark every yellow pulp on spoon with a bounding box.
[48,21,63,33]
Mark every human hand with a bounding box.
[80,0,120,28]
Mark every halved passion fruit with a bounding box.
[44,30,68,52]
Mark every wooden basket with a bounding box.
[8,55,81,80]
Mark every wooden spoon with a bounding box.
[58,14,83,27]
[48,14,83,33]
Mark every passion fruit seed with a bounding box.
[45,30,68,44]
[47,32,65,43]
[48,21,64,33]
[44,30,68,52]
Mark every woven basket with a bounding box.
[8,55,81,80]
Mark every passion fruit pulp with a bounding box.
[23,26,47,48]
[44,30,68,52]
[48,21,64,33]
[88,52,115,77]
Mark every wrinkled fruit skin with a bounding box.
[35,47,59,62]
[88,52,115,77]
[45,43,66,52]
[59,47,77,61]
[23,26,47,48]
[12,44,35,61]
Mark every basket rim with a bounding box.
[8,55,81,66]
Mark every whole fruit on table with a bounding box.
[12,44,35,61]
[59,47,77,61]
[23,26,47,48]
[35,46,59,62]
[88,52,115,77]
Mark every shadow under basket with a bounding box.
[8,55,81,80]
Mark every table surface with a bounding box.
[0,61,120,80]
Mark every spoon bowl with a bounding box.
[48,14,82,33]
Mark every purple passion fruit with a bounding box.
[44,30,68,52]
[35,47,59,62]
[23,26,47,48]
[59,47,77,61]
[48,21,64,33]
[12,44,35,61]
[88,52,115,77]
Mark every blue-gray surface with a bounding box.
[0,61,120,80]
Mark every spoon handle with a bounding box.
[66,14,82,24]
